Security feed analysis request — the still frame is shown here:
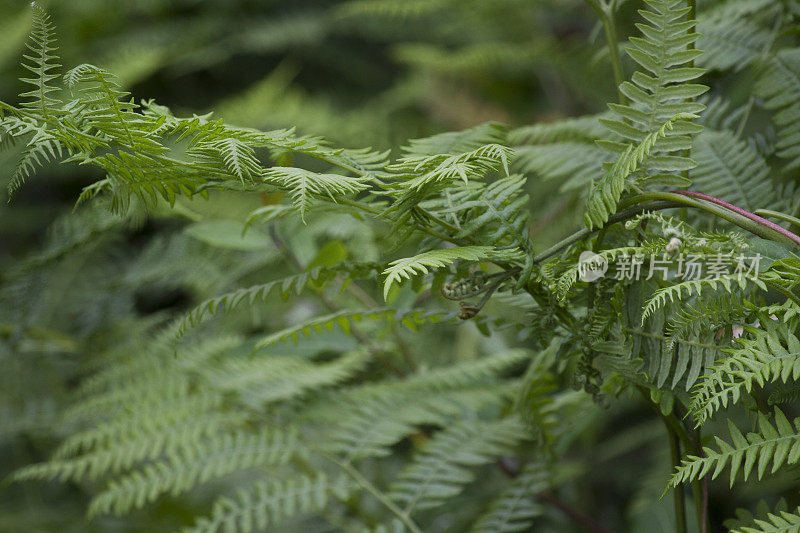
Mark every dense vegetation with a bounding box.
[2,1,800,531]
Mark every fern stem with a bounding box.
[621,192,800,249]
[754,209,800,229]
[585,0,625,101]
[321,453,423,533]
[668,430,687,533]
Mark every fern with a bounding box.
[668,408,800,489]
[585,112,698,228]
[18,3,61,116]
[185,474,352,533]
[382,246,498,299]
[691,130,781,212]
[470,461,549,533]
[387,417,528,514]
[755,48,800,170]
[641,272,765,324]
[253,308,451,352]
[594,0,706,219]
[87,428,301,517]
[689,319,800,425]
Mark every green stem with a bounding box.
[586,0,625,101]
[668,429,688,533]
[755,209,800,229]
[619,192,800,249]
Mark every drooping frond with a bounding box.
[668,408,800,489]
[253,308,451,352]
[387,417,528,514]
[176,263,380,337]
[262,167,371,221]
[389,143,512,191]
[7,127,63,195]
[401,121,508,157]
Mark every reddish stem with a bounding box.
[670,190,800,247]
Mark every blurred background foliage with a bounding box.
[0,0,794,531]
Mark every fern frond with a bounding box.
[204,351,369,408]
[513,339,560,444]
[387,417,528,514]
[253,308,451,352]
[691,130,780,212]
[689,319,800,425]
[664,292,753,350]
[389,143,512,191]
[729,505,800,533]
[586,111,698,228]
[755,48,800,170]
[176,264,380,337]
[596,0,706,212]
[668,408,800,489]
[317,350,528,461]
[19,3,61,116]
[382,246,497,299]
[87,428,301,517]
[443,175,530,248]
[7,127,63,195]
[641,273,765,325]
[470,461,549,533]
[556,246,650,301]
[262,166,371,221]
[185,473,351,533]
[402,122,508,156]
[697,0,775,72]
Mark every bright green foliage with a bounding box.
[3,1,800,531]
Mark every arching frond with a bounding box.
[382,246,499,299]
